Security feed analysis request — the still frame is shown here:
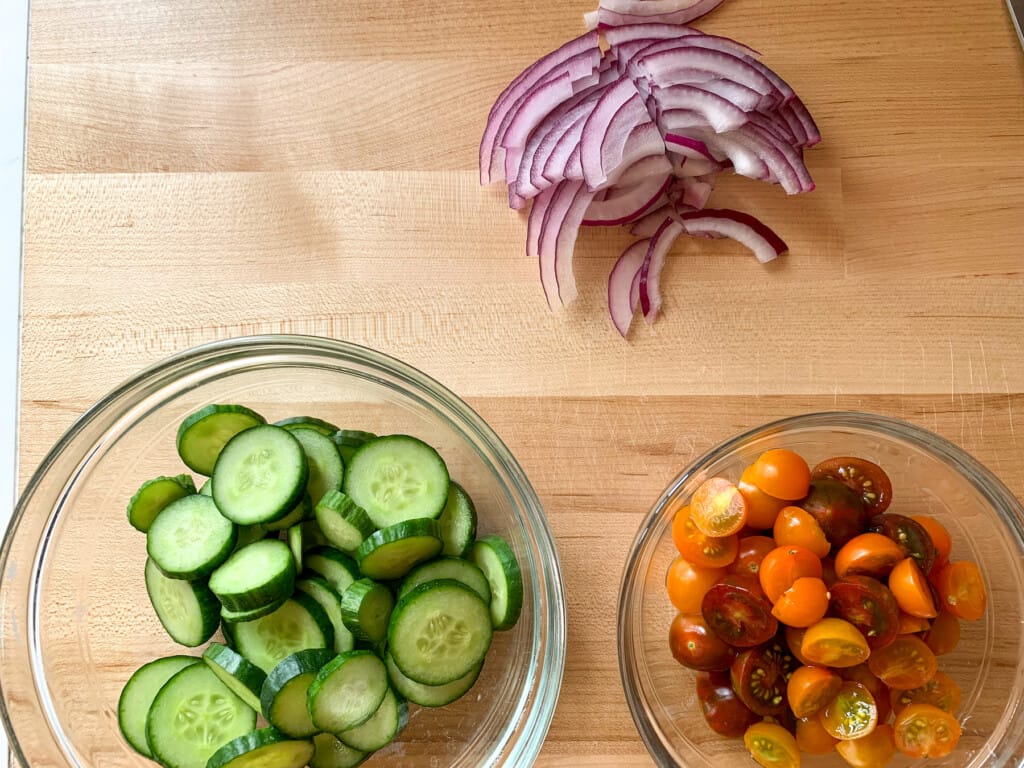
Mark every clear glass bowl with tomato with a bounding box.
[619,412,1024,767]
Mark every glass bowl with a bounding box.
[619,411,1024,767]
[0,334,566,767]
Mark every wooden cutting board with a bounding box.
[18,0,1024,764]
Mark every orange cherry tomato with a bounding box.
[889,557,938,619]
[750,449,811,501]
[923,610,961,656]
[889,670,961,716]
[690,477,748,538]
[786,626,816,667]
[868,634,937,691]
[818,681,878,740]
[773,506,831,557]
[910,515,952,563]
[835,723,896,767]
[796,715,839,754]
[759,545,823,604]
[893,703,962,758]
[743,722,800,768]
[666,556,725,614]
[772,577,830,628]
[897,611,931,635]
[737,466,789,529]
[673,505,739,569]
[934,560,986,621]
[727,535,776,577]
[833,533,904,580]
[801,618,871,668]
[787,664,843,718]
[838,663,891,727]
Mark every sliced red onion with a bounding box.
[678,208,788,262]
[680,79,767,113]
[611,152,673,187]
[638,217,685,320]
[584,9,600,29]
[536,181,585,306]
[630,203,678,236]
[678,175,715,208]
[594,0,726,27]
[651,84,749,132]
[553,184,598,305]
[608,238,651,335]
[501,72,581,185]
[601,122,667,189]
[541,113,589,184]
[631,47,780,99]
[527,185,557,258]
[629,268,642,311]
[779,98,821,147]
[580,77,648,188]
[583,173,671,225]
[746,110,797,146]
[602,23,703,48]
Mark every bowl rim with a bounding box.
[617,409,1024,768]
[0,333,568,767]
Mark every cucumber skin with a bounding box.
[206,726,314,768]
[340,578,394,644]
[384,652,482,708]
[202,642,266,712]
[260,648,337,736]
[471,534,524,632]
[176,404,266,476]
[355,518,443,581]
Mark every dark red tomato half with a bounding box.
[696,670,760,737]
[869,513,938,576]
[800,478,868,549]
[669,613,737,672]
[701,574,778,649]
[730,640,797,717]
[829,575,900,650]
[811,456,893,516]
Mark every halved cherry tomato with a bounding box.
[701,574,778,648]
[743,722,800,768]
[759,545,823,603]
[749,449,811,501]
[811,456,892,515]
[801,478,868,549]
[772,577,830,628]
[669,613,736,672]
[897,611,931,635]
[666,556,724,614]
[868,634,937,691]
[673,505,740,569]
[833,533,904,580]
[820,555,838,587]
[787,664,842,718]
[934,560,986,621]
[869,514,937,576]
[727,535,776,577]
[773,506,831,557]
[838,664,891,727]
[819,681,878,740]
[829,575,899,650]
[893,703,962,758]
[889,670,961,716]
[801,618,871,668]
[796,715,839,754]
[910,515,952,562]
[696,670,760,737]
[923,610,960,655]
[738,466,790,529]
[690,477,748,538]
[785,626,815,667]
[835,723,896,767]
[889,557,938,618]
[730,640,796,716]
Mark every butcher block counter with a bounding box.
[17,0,1024,764]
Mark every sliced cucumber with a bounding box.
[384,651,482,708]
[288,523,304,572]
[275,415,341,436]
[145,663,256,768]
[118,655,199,757]
[200,478,213,496]
[212,425,309,525]
[398,556,491,604]
[295,576,356,653]
[338,686,407,752]
[127,474,196,533]
[221,595,289,624]
[210,538,296,614]
[261,648,336,738]
[264,492,312,532]
[470,534,524,631]
[298,519,332,551]
[207,726,314,768]
[308,651,389,734]
[177,404,266,476]
[147,494,236,580]
[291,427,345,507]
[310,734,368,768]
[305,546,361,595]
[231,593,334,673]
[202,642,267,713]
[356,518,443,581]
[343,435,450,528]
[340,578,395,645]
[234,523,269,551]
[388,579,492,686]
[315,490,375,552]
[331,430,376,466]
[144,558,220,647]
[437,482,478,557]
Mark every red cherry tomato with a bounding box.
[695,670,760,737]
[669,613,736,672]
[811,456,892,515]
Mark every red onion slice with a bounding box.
[527,185,557,259]
[536,181,584,306]
[583,173,671,225]
[612,152,673,187]
[554,183,598,305]
[678,208,788,262]
[678,175,715,208]
[580,77,649,188]
[631,47,780,99]
[630,203,678,236]
[638,217,685,320]
[651,84,749,132]
[608,238,651,335]
[595,0,726,27]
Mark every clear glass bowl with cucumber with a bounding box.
[0,335,566,767]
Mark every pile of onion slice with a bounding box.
[480,20,820,336]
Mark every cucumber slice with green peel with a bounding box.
[340,578,395,644]
[231,593,334,673]
[437,482,478,557]
[210,539,296,614]
[308,651,389,734]
[264,493,312,533]
[234,523,269,551]
[260,648,336,737]
[212,425,309,525]
[356,518,443,581]
[145,663,256,768]
[144,558,221,647]
[287,524,303,572]
[200,478,213,496]
[305,546,361,595]
[338,686,407,752]
[298,519,332,551]
[127,474,196,533]
[310,734,368,768]
[470,534,524,631]
[206,727,315,768]
[118,655,199,757]
[331,430,376,466]
[398,556,491,604]
[202,642,267,712]
[177,404,266,476]
[295,576,356,653]
[384,651,482,708]
[291,427,345,507]
[388,579,492,686]
[147,494,236,580]
[343,435,450,528]
[315,491,375,552]
[221,595,290,624]
[274,416,341,436]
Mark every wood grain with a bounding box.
[16,0,1024,764]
